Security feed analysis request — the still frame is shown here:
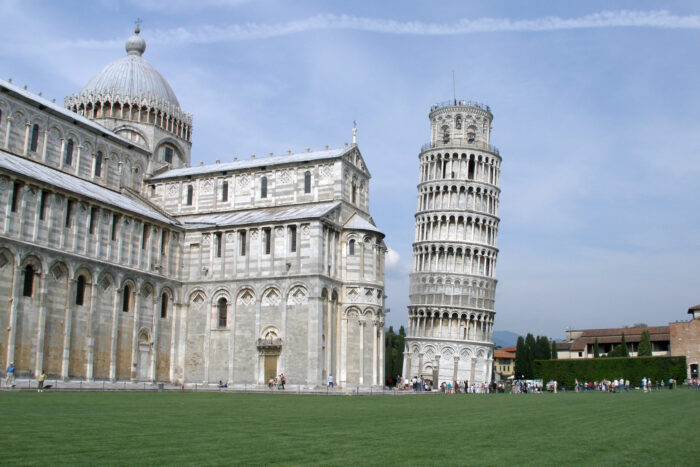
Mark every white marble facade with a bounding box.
[404,100,501,386]
[0,29,386,388]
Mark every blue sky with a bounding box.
[2,1,700,338]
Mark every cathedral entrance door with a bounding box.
[264,355,279,383]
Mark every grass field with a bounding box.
[0,389,697,465]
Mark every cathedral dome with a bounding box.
[80,28,180,107]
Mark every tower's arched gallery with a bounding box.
[404,100,500,386]
[0,29,387,388]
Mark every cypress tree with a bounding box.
[514,336,528,379]
[551,340,558,360]
[638,330,652,356]
[384,328,394,384]
[593,338,600,358]
[525,333,537,378]
[620,333,629,357]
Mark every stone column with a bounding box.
[404,353,411,381]
[61,279,75,380]
[41,129,48,162]
[151,298,159,382]
[417,352,424,378]
[58,139,65,169]
[379,320,385,386]
[130,290,141,381]
[4,116,12,149]
[325,297,332,382]
[371,319,378,385]
[6,258,23,366]
[109,287,120,381]
[75,145,83,175]
[23,122,30,155]
[358,320,365,385]
[453,356,459,384]
[34,273,49,376]
[85,279,99,381]
[340,315,347,385]
[470,357,476,385]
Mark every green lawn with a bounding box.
[0,390,697,465]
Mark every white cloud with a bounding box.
[385,248,401,269]
[47,10,700,50]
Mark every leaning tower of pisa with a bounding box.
[403,99,501,388]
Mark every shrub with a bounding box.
[533,356,687,386]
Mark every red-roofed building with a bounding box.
[493,346,516,380]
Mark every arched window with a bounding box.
[186,185,193,205]
[164,147,173,164]
[221,180,228,202]
[76,275,86,306]
[217,297,228,328]
[22,265,35,297]
[30,124,40,152]
[455,115,462,130]
[94,151,103,177]
[64,139,74,166]
[160,293,168,318]
[122,285,131,312]
[304,171,311,194]
[349,239,355,256]
[260,176,267,198]
[468,159,475,180]
[351,183,357,204]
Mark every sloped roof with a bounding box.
[494,349,515,359]
[0,79,146,152]
[565,326,670,351]
[150,147,352,180]
[343,212,383,235]
[179,201,340,229]
[0,150,174,225]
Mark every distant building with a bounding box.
[556,308,700,382]
[493,346,515,380]
[669,306,700,381]
[556,327,670,359]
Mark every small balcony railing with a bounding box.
[430,100,491,113]
[256,337,283,350]
[421,139,499,155]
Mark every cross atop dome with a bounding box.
[126,21,146,56]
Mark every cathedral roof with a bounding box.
[179,201,341,229]
[0,79,148,152]
[79,28,180,107]
[0,150,175,225]
[150,147,352,180]
[344,213,383,235]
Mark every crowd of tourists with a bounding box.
[573,377,681,392]
[395,376,505,393]
[268,374,287,390]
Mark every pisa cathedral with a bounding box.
[404,100,500,387]
[0,28,387,388]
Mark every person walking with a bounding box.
[4,362,15,388]
[37,370,47,392]
[328,374,334,389]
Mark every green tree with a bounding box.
[609,334,630,358]
[638,330,652,357]
[621,333,630,357]
[525,333,537,377]
[398,326,406,337]
[535,336,551,360]
[551,340,558,360]
[514,336,528,379]
[593,338,600,358]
